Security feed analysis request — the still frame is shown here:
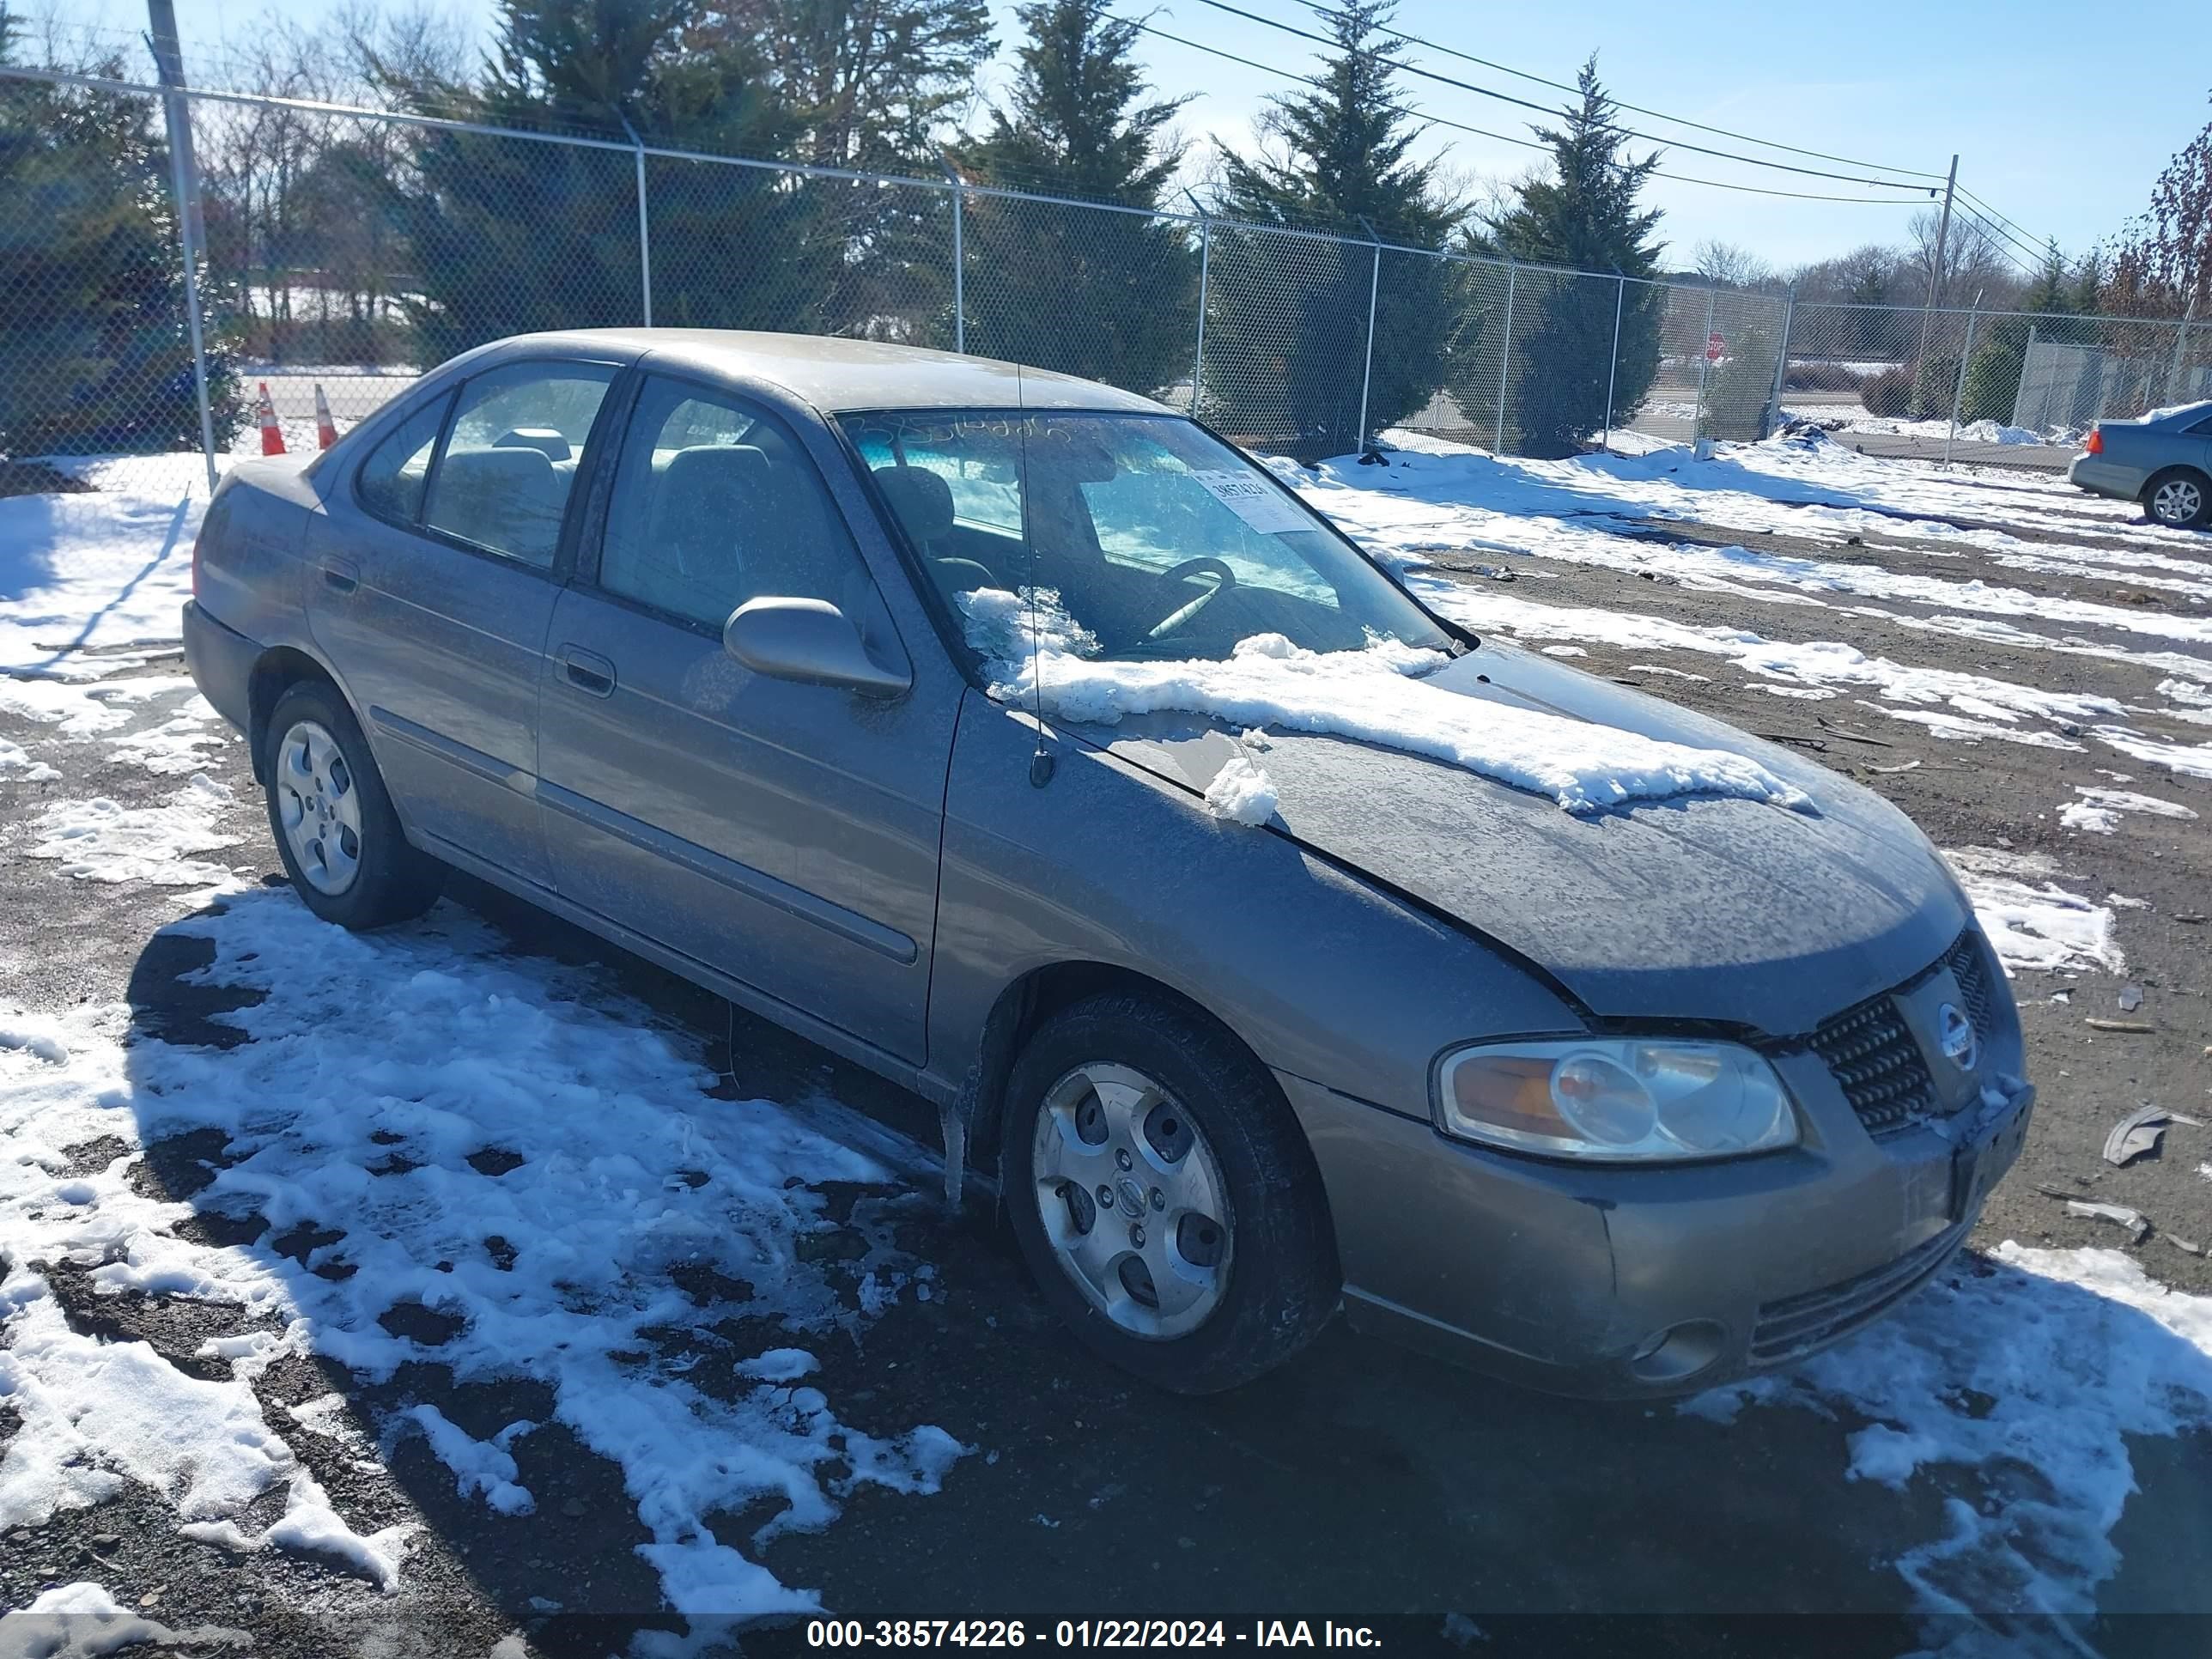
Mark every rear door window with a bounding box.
[422,362,617,568]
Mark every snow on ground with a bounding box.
[1941,847,2124,975]
[1292,431,2212,785]
[956,588,1809,815]
[1782,408,2064,447]
[1409,584,2126,750]
[1287,441,2212,652]
[1687,1243,2211,1632]
[0,882,963,1617]
[0,1578,252,1655]
[2059,786,2199,836]
[24,776,240,886]
[0,490,205,682]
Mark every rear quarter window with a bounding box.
[356,392,453,526]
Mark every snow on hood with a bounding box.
[956,588,1809,816]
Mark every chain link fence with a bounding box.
[3,64,2204,496]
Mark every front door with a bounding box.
[307,359,622,888]
[534,374,957,1064]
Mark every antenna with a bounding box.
[1018,364,1054,787]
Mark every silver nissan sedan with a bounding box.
[181,330,2036,1397]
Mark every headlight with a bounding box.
[1435,1038,1798,1163]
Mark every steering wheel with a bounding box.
[1145,556,1238,642]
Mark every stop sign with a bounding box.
[1705,331,1726,362]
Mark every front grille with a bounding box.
[1748,1223,1968,1365]
[1946,930,1996,1038]
[1809,997,1936,1135]
[1808,928,1999,1139]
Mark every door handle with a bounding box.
[558,645,616,697]
[320,559,360,593]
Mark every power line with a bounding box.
[1281,0,1947,183]
[1185,0,1936,193]
[1132,23,1929,206]
[1949,204,2045,280]
[1956,185,2057,260]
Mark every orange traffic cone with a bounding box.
[313,382,337,450]
[257,382,286,456]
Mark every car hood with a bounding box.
[1082,639,1966,1036]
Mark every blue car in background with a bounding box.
[2069,399,2212,528]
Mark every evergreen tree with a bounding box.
[0,14,240,455]
[2021,242,2071,317]
[710,0,994,175]
[1469,58,1664,458]
[699,1,994,341]
[2070,250,2106,316]
[1208,2,1467,459]
[957,0,1194,392]
[387,0,824,361]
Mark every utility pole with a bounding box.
[1915,153,1959,373]
[939,151,965,355]
[146,0,218,493]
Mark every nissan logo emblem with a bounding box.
[1937,1003,1978,1073]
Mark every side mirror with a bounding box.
[722,597,911,699]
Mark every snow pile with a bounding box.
[957,590,1809,816]
[1942,847,2124,974]
[0,1580,251,1656]
[2059,785,2198,835]
[398,1404,536,1516]
[1,734,60,781]
[27,775,238,885]
[0,889,965,1616]
[106,695,228,776]
[1202,754,1279,825]
[2094,725,2212,781]
[1687,1246,2212,1632]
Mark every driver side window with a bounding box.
[596,377,874,631]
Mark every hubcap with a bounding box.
[2153,478,2202,524]
[275,719,363,895]
[1031,1061,1231,1340]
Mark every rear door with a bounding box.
[534,374,958,1063]
[307,357,623,888]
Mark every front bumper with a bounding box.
[1279,940,2036,1399]
[2067,454,2146,501]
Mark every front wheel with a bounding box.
[262,680,446,929]
[1002,991,1340,1393]
[2144,468,2210,530]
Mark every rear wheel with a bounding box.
[1002,991,1339,1393]
[262,681,445,929]
[2144,468,2210,529]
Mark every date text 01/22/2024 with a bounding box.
[804,1620,1385,1649]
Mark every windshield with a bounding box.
[839,410,1454,663]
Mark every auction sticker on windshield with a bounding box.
[1188,468,1313,534]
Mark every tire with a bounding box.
[262,680,446,929]
[2143,468,2210,530]
[1001,990,1340,1393]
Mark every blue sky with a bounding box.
[70,0,2211,271]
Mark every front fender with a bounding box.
[925,691,1581,1122]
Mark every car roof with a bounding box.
[517,328,1173,416]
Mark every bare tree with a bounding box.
[1904,207,2020,307]
[1691,238,1771,290]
